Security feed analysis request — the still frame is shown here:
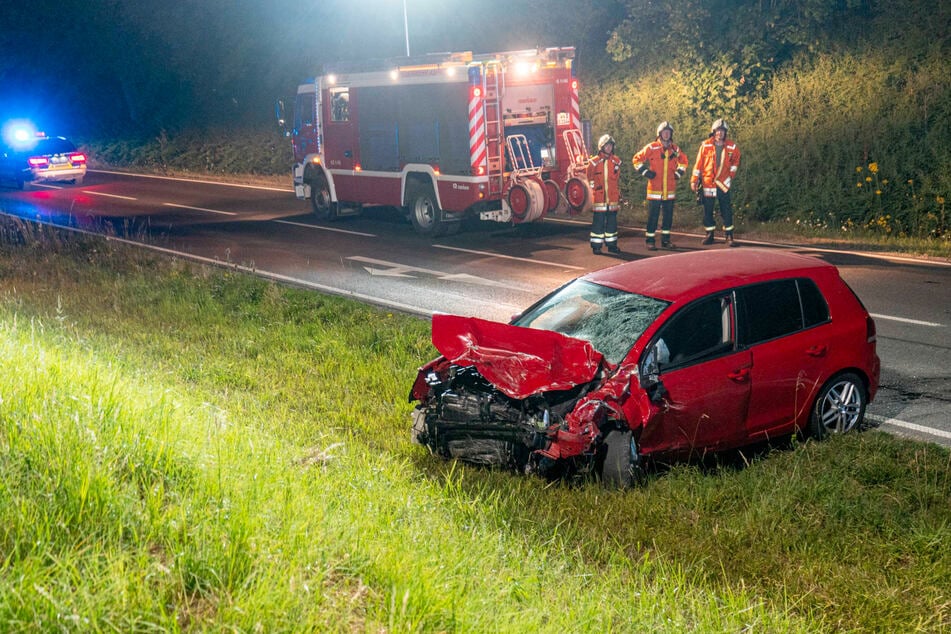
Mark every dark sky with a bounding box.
[0,0,620,135]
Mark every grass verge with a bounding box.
[0,218,948,631]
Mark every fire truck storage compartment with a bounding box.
[356,83,471,176]
[501,83,556,171]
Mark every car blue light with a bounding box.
[2,119,40,149]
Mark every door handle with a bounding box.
[727,368,750,382]
[806,345,827,357]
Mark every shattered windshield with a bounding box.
[512,280,670,364]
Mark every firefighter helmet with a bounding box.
[711,119,729,134]
[598,134,615,151]
[656,121,674,137]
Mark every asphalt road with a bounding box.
[1,170,948,447]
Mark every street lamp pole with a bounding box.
[403,0,410,56]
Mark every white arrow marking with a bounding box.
[348,256,510,287]
[363,266,415,278]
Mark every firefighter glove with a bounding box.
[644,170,656,180]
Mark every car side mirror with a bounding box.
[639,361,667,403]
[640,361,659,385]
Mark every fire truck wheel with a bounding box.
[407,182,445,237]
[309,175,338,221]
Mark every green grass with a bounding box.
[0,218,948,631]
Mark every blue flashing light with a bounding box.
[2,119,40,149]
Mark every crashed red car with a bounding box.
[410,249,880,486]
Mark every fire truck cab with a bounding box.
[282,47,592,237]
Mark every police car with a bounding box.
[1,122,87,189]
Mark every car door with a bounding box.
[638,293,753,454]
[737,279,832,438]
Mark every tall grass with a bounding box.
[584,48,949,250]
[0,220,948,631]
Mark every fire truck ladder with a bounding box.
[482,62,505,198]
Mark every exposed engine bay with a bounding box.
[411,362,597,475]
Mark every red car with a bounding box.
[410,249,880,487]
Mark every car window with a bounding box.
[512,280,669,365]
[737,279,802,345]
[737,278,829,345]
[799,278,830,327]
[295,91,314,128]
[646,294,735,371]
[330,89,350,122]
[37,138,76,154]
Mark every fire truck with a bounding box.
[280,47,592,236]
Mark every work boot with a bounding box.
[592,246,602,255]
[661,240,675,249]
[608,244,621,254]
[645,238,657,251]
[726,232,738,247]
[702,231,715,245]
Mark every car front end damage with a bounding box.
[409,315,641,480]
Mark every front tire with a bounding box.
[601,429,636,489]
[309,174,338,221]
[809,372,867,439]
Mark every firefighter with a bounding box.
[587,134,622,254]
[632,121,688,250]
[691,118,742,246]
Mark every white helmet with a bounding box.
[656,121,673,137]
[598,134,615,150]
[711,118,728,134]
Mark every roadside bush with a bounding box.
[83,128,293,177]
[584,49,950,240]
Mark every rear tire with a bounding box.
[542,178,566,214]
[407,182,445,237]
[809,372,867,439]
[310,174,338,221]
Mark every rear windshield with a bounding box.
[36,138,76,154]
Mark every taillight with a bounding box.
[69,152,87,164]
[866,315,877,343]
[28,156,49,168]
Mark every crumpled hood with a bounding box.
[431,314,604,400]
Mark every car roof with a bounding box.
[583,248,836,303]
[5,136,74,154]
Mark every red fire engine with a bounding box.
[281,47,592,236]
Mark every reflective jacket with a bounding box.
[632,141,688,200]
[691,138,741,196]
[587,150,622,211]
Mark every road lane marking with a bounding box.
[867,414,951,440]
[163,202,237,216]
[433,244,585,270]
[90,169,292,192]
[870,313,944,327]
[348,256,512,288]
[273,219,377,237]
[82,191,137,200]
